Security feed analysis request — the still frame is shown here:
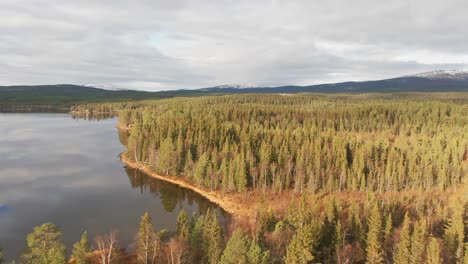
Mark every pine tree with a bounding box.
[393,213,411,264]
[158,137,176,175]
[247,240,270,264]
[425,235,441,264]
[23,223,66,264]
[177,209,190,241]
[194,152,209,186]
[235,154,248,192]
[444,206,465,264]
[72,231,91,264]
[383,213,392,240]
[365,205,383,264]
[220,229,250,264]
[334,220,344,263]
[284,224,316,264]
[410,219,427,263]
[383,213,393,263]
[136,212,159,264]
[205,211,224,264]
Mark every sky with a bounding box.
[1,0,468,91]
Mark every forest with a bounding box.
[1,93,467,264]
[0,210,239,264]
[0,84,209,112]
[112,93,467,263]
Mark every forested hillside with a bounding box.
[0,84,207,112]
[113,93,468,263]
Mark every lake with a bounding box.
[0,113,226,261]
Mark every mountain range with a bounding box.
[1,70,467,108]
[199,70,468,93]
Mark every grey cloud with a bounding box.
[1,0,467,90]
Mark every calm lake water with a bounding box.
[0,113,226,261]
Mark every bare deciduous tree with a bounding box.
[95,231,119,264]
[167,238,187,264]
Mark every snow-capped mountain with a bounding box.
[199,83,271,92]
[3,70,467,96]
[211,84,265,89]
[84,84,117,90]
[84,84,134,91]
[409,70,468,80]
[197,70,468,93]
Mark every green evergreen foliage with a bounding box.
[136,212,160,264]
[284,224,317,264]
[393,213,411,264]
[247,239,270,264]
[71,231,91,264]
[204,210,224,264]
[220,229,250,264]
[220,229,269,264]
[118,94,467,194]
[444,206,465,264]
[176,209,190,241]
[22,223,66,264]
[426,235,442,264]
[158,137,177,175]
[65,93,468,264]
[382,212,393,262]
[365,205,383,264]
[410,219,427,263]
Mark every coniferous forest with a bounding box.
[114,94,467,264]
[3,93,467,264]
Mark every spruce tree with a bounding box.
[177,209,190,241]
[334,220,344,263]
[220,229,250,264]
[444,206,465,264]
[205,211,224,264]
[383,213,393,263]
[247,240,270,264]
[410,219,426,263]
[393,213,411,264]
[284,224,316,264]
[365,205,383,264]
[136,212,159,264]
[71,231,91,264]
[425,235,441,264]
[235,154,248,192]
[158,137,176,175]
[23,223,66,264]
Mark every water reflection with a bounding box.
[70,112,117,121]
[0,113,226,262]
[126,167,226,216]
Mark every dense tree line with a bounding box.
[4,193,466,263]
[5,94,464,263]
[119,94,467,193]
[113,94,467,263]
[4,209,268,264]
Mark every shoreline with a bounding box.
[120,153,255,221]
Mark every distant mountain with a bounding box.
[200,70,468,93]
[200,83,265,91]
[1,70,467,110]
[0,84,205,109]
[409,70,468,80]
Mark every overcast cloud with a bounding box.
[1,0,468,90]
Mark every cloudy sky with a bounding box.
[1,0,467,90]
